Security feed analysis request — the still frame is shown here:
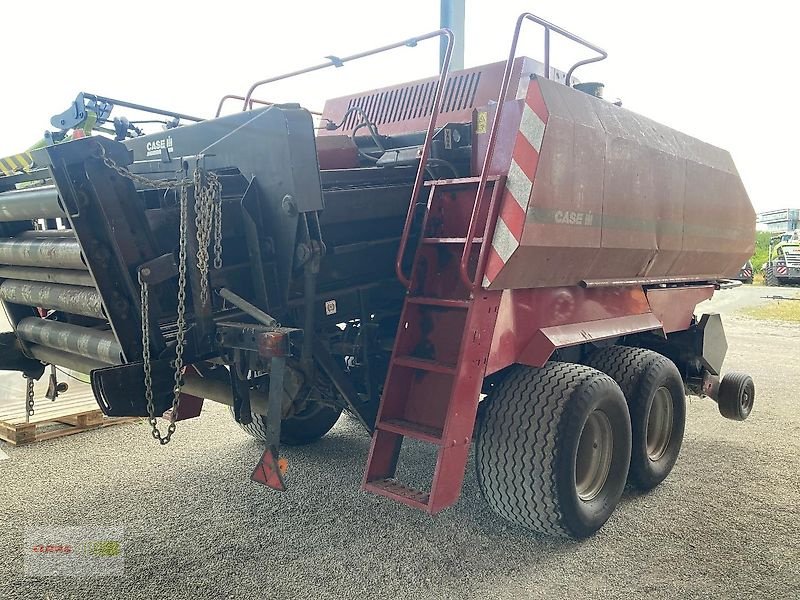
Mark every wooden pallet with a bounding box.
[0,393,139,446]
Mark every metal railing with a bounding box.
[229,31,456,289]
[214,95,323,118]
[217,28,455,287]
[459,12,607,289]
[215,95,274,117]
[241,31,454,112]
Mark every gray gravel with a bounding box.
[1,291,799,599]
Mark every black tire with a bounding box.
[476,363,631,539]
[717,372,755,421]
[586,346,686,491]
[231,402,341,446]
[765,265,780,286]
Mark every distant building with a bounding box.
[757,208,800,232]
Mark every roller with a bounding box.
[16,318,122,365]
[27,345,106,374]
[25,346,271,416]
[0,266,93,287]
[0,280,104,318]
[16,230,75,239]
[0,238,86,270]
[0,186,64,222]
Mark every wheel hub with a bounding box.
[646,387,673,461]
[575,410,614,501]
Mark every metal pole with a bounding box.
[0,281,104,319]
[0,238,86,270]
[440,0,465,71]
[17,318,123,365]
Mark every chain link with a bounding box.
[24,375,35,419]
[193,168,222,305]
[100,146,190,190]
[98,145,208,445]
[212,181,223,270]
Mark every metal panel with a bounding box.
[320,58,544,137]
[646,286,714,333]
[522,313,664,366]
[486,286,653,375]
[489,77,755,289]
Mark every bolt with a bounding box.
[282,195,297,217]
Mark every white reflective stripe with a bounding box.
[515,75,532,100]
[520,103,545,152]
[482,275,491,289]
[491,218,518,263]
[506,159,533,211]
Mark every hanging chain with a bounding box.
[212,181,223,270]
[24,375,35,419]
[100,146,189,191]
[98,144,215,445]
[193,168,222,305]
[139,272,155,434]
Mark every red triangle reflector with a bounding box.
[250,446,287,491]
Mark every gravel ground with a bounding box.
[0,291,798,599]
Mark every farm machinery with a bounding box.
[763,230,800,286]
[0,13,756,538]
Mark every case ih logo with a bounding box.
[146,136,173,157]
[554,210,594,226]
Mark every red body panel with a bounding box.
[486,286,652,374]
[319,57,566,138]
[646,286,714,333]
[477,76,756,289]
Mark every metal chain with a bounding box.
[139,272,155,435]
[24,375,35,419]
[137,182,189,445]
[99,145,189,190]
[212,181,223,270]
[193,168,222,305]
[99,144,196,445]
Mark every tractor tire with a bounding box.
[765,265,780,286]
[475,362,631,539]
[231,402,342,446]
[586,346,686,491]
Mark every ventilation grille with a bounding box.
[342,71,482,130]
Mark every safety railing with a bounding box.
[214,95,323,118]
[235,31,455,289]
[458,12,607,289]
[215,95,274,117]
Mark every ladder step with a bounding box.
[364,478,430,510]
[378,418,444,444]
[393,355,457,374]
[406,297,470,309]
[422,237,484,244]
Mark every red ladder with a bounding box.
[363,176,504,513]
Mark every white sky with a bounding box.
[1,1,796,211]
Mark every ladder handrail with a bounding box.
[458,13,607,289]
[392,30,454,288]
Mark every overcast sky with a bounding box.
[1,1,795,211]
